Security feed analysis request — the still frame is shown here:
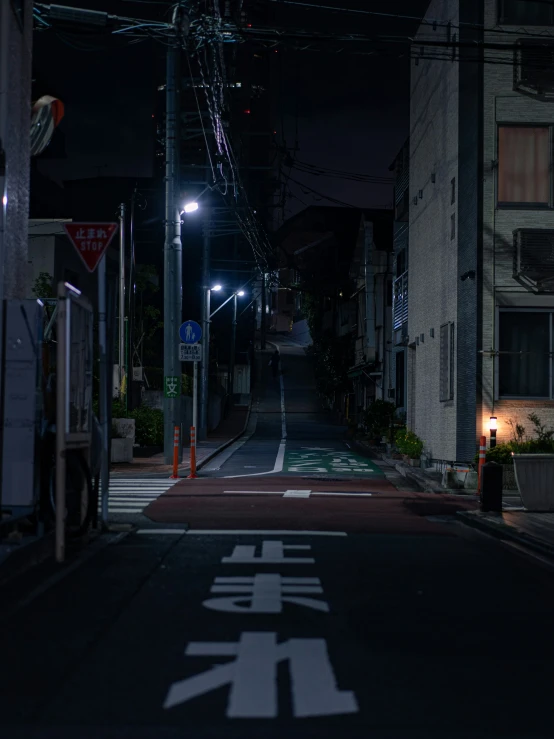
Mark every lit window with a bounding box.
[498,126,550,206]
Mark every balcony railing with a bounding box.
[393,271,408,330]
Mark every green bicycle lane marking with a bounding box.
[284,446,383,475]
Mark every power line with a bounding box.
[263,0,554,40]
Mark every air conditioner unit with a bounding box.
[514,40,554,97]
[514,229,554,292]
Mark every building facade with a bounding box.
[390,140,410,420]
[409,0,554,464]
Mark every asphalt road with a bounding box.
[2,339,554,738]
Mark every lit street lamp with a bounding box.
[489,416,497,449]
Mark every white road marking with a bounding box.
[185,529,347,536]
[223,489,312,498]
[225,439,286,479]
[164,632,358,717]
[313,492,373,497]
[222,541,315,564]
[98,477,178,514]
[136,529,187,535]
[202,574,328,613]
[225,356,286,479]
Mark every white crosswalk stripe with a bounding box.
[98,478,179,515]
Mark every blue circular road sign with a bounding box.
[179,320,202,344]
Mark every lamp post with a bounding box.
[180,189,213,440]
[200,283,221,439]
[489,416,497,448]
[230,290,245,402]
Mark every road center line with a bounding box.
[184,529,348,536]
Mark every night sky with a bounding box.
[33,0,429,216]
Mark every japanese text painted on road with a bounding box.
[284,446,381,475]
[164,538,358,719]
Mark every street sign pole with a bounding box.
[98,253,109,528]
[163,45,183,464]
[193,359,198,431]
[118,202,125,400]
[63,221,118,531]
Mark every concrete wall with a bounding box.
[0,1,33,300]
[409,0,460,461]
[479,0,554,445]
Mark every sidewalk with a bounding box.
[458,505,554,558]
[110,405,249,477]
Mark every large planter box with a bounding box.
[513,454,554,511]
[113,418,135,444]
[111,438,133,464]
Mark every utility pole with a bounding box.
[163,45,183,464]
[128,187,137,410]
[229,292,237,403]
[260,271,266,350]
[200,207,210,441]
[118,203,125,397]
[98,252,109,528]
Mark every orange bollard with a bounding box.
[477,434,486,497]
[188,426,197,479]
[170,425,180,479]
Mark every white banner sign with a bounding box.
[179,343,201,362]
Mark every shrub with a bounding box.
[129,405,164,447]
[395,429,424,459]
[474,413,554,466]
[110,400,163,447]
[363,399,396,440]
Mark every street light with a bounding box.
[212,284,222,292]
[182,201,199,214]
[489,416,498,448]
[237,290,245,297]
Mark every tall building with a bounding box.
[390,139,409,419]
[408,0,554,465]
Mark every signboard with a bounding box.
[179,320,202,344]
[179,343,201,362]
[164,376,181,398]
[63,222,119,273]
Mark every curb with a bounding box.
[195,400,253,472]
[457,510,554,559]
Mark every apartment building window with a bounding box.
[451,177,456,205]
[499,310,551,398]
[450,214,456,240]
[498,126,551,206]
[440,322,454,402]
[499,0,553,25]
[396,249,406,277]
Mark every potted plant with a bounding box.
[511,414,554,511]
[395,428,424,466]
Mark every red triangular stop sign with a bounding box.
[63,222,119,273]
